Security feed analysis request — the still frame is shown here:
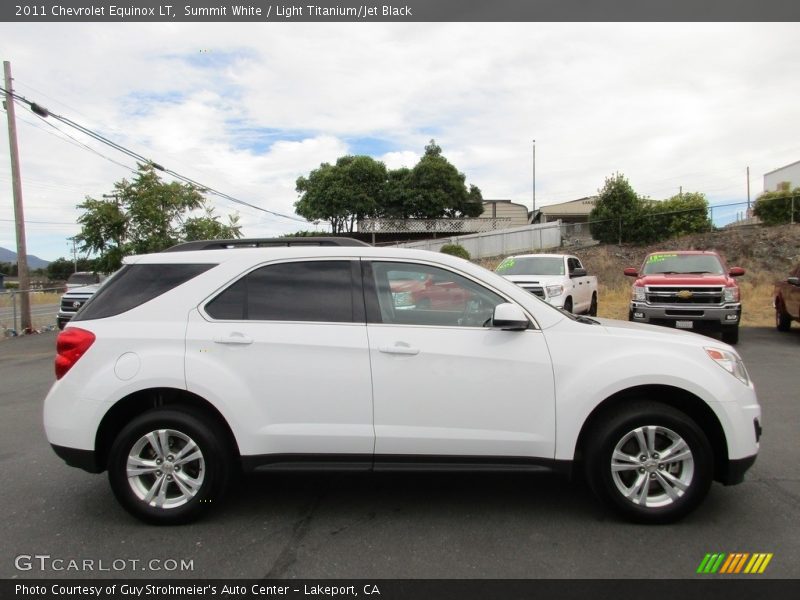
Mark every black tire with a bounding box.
[108,408,232,525]
[563,297,573,314]
[584,401,713,524]
[588,293,598,317]
[721,325,739,345]
[776,303,791,332]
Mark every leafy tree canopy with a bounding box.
[294,140,483,230]
[75,163,242,272]
[405,141,484,219]
[46,257,99,281]
[590,174,710,245]
[295,155,387,233]
[589,173,644,244]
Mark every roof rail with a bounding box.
[163,237,370,252]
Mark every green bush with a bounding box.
[440,243,470,260]
[753,183,800,225]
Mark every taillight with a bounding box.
[55,328,96,380]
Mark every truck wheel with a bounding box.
[588,293,598,316]
[776,303,791,332]
[563,298,573,314]
[108,408,232,525]
[721,325,739,345]
[584,401,713,524]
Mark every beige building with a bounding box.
[480,199,531,227]
[537,197,597,224]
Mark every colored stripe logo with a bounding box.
[697,553,773,574]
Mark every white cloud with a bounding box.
[1,21,799,259]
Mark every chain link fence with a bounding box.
[0,286,62,336]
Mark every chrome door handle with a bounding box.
[379,344,420,356]
[213,334,253,345]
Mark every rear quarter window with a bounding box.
[73,264,214,321]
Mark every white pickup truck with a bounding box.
[496,253,598,315]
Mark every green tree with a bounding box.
[45,257,99,281]
[382,167,414,219]
[753,182,800,225]
[75,163,242,271]
[405,141,483,219]
[653,192,711,238]
[589,173,647,244]
[295,155,388,233]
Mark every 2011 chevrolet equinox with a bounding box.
[44,238,761,524]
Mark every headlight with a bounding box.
[705,347,750,385]
[632,286,646,302]
[546,285,563,297]
[724,287,740,303]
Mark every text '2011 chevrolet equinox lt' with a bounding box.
[44,238,761,524]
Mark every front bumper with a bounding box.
[630,303,741,329]
[719,454,757,486]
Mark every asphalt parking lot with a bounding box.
[0,327,798,580]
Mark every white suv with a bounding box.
[44,238,761,524]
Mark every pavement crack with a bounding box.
[262,495,323,579]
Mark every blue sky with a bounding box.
[1,22,798,260]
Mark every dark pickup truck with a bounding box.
[774,264,800,332]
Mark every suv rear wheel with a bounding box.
[776,302,791,332]
[584,401,713,524]
[108,408,232,524]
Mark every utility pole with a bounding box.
[532,139,536,216]
[746,166,751,214]
[3,61,32,332]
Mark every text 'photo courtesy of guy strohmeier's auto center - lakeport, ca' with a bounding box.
[2,2,800,600]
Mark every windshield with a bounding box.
[66,272,100,285]
[495,256,565,276]
[641,253,724,275]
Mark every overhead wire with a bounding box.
[1,85,308,224]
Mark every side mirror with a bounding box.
[491,303,529,331]
[570,268,587,278]
[729,267,746,277]
[788,276,800,287]
[623,268,638,277]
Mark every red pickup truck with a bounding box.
[624,250,745,344]
[774,264,800,332]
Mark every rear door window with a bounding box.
[204,260,363,323]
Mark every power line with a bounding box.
[0,85,309,225]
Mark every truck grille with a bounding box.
[645,286,724,305]
[517,284,545,299]
[60,295,93,313]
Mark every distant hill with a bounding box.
[0,247,50,270]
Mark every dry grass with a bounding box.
[0,291,61,307]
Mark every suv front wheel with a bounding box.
[108,408,232,525]
[584,401,713,524]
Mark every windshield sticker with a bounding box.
[647,253,678,264]
[496,258,515,272]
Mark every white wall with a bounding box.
[764,161,800,191]
[399,222,562,259]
